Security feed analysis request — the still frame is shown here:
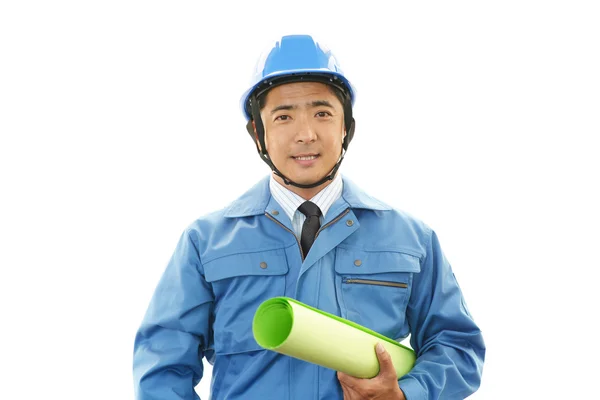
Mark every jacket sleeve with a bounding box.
[398,230,485,400]
[133,229,214,400]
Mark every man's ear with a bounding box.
[251,120,264,152]
[248,117,269,153]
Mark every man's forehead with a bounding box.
[265,82,339,105]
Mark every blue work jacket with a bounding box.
[133,176,485,399]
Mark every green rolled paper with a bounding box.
[252,296,416,379]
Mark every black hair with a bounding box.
[256,84,347,113]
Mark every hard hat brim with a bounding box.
[240,69,356,121]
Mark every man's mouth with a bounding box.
[292,154,319,161]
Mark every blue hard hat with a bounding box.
[240,34,356,120]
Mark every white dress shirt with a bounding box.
[269,173,343,240]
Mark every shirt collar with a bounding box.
[224,174,391,218]
[269,173,343,221]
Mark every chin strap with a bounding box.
[246,93,355,189]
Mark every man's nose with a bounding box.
[295,115,317,143]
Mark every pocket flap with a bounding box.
[204,248,289,282]
[335,248,421,275]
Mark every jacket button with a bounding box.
[354,259,362,267]
[272,210,279,216]
[260,262,267,269]
[346,219,354,226]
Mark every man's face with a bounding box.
[259,81,345,186]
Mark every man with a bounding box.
[133,34,485,399]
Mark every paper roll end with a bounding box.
[253,297,294,349]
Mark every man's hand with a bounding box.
[337,342,406,400]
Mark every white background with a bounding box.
[1,1,599,399]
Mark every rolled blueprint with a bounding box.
[252,296,416,379]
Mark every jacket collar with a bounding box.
[224,174,391,218]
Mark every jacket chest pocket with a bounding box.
[334,247,420,339]
[204,248,289,355]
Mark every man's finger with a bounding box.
[375,342,397,379]
[337,371,359,389]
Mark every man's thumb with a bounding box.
[375,343,396,377]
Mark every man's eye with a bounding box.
[316,111,331,118]
[275,115,290,121]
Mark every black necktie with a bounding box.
[298,201,322,258]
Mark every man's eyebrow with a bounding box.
[270,104,296,115]
[269,100,334,115]
[309,100,334,108]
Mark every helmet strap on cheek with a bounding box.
[246,89,355,190]
[247,94,269,159]
[342,95,355,151]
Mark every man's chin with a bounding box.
[274,172,328,187]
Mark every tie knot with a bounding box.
[298,201,322,218]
